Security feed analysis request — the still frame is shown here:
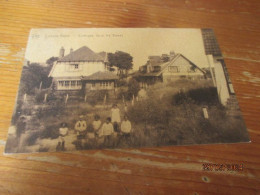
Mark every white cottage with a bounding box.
[48,46,114,90]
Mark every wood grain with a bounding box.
[0,0,259,194]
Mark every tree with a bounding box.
[107,51,133,78]
[46,56,59,72]
[46,56,58,66]
[19,63,52,95]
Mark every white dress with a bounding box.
[111,108,121,123]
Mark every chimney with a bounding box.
[169,51,175,60]
[147,63,152,73]
[59,47,65,58]
[70,48,73,54]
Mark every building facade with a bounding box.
[48,46,118,91]
[134,52,206,88]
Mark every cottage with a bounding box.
[48,46,118,91]
[81,71,118,93]
[134,52,206,88]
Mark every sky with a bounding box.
[25,28,210,70]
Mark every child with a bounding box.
[74,115,87,149]
[86,115,101,140]
[57,122,69,151]
[99,117,114,146]
[121,115,132,139]
[92,114,102,135]
[111,104,121,133]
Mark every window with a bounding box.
[65,81,70,87]
[100,81,111,88]
[58,81,64,87]
[71,81,76,87]
[57,80,82,90]
[168,66,179,73]
[69,64,79,71]
[77,81,82,86]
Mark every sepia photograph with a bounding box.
[5,28,250,153]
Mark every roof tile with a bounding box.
[58,46,105,62]
[82,71,118,81]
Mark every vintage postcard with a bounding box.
[5,28,250,153]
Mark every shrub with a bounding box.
[86,90,109,106]
[35,101,64,119]
[116,87,128,100]
[188,87,219,105]
[116,79,128,87]
[35,90,47,103]
[117,79,140,101]
[35,89,62,103]
[172,87,220,106]
[27,131,40,146]
[40,125,59,139]
[172,91,193,105]
[127,98,170,126]
[127,78,140,97]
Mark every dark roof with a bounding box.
[58,46,105,62]
[149,56,161,59]
[148,56,162,66]
[81,71,118,81]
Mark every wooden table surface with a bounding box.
[0,0,259,194]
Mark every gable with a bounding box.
[163,54,205,75]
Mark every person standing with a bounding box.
[57,122,69,151]
[111,104,121,133]
[99,117,114,146]
[74,115,87,149]
[92,114,102,136]
[120,115,132,141]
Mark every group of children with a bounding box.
[57,104,132,151]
